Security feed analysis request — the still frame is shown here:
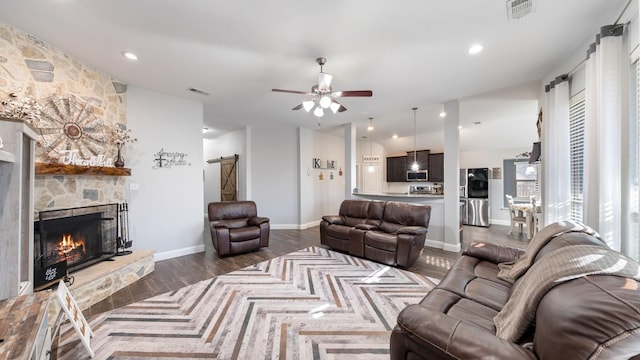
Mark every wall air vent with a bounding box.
[187,87,210,96]
[506,0,535,21]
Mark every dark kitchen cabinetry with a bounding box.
[428,153,444,182]
[406,150,430,171]
[386,156,407,182]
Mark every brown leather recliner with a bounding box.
[207,201,270,256]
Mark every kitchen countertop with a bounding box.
[353,192,444,198]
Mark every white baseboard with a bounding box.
[154,244,205,261]
[271,220,321,230]
[425,239,461,253]
[490,219,510,226]
[443,242,462,252]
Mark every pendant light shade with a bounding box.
[411,107,419,171]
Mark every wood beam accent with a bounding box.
[35,162,131,176]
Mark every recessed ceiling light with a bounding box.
[392,134,398,139]
[468,44,483,55]
[202,127,209,134]
[439,112,446,117]
[458,126,463,130]
[123,52,138,61]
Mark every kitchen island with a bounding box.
[352,192,445,249]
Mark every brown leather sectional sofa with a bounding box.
[390,223,640,359]
[320,199,431,267]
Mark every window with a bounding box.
[514,161,537,198]
[569,92,585,223]
[503,158,540,207]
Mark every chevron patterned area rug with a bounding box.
[57,246,439,360]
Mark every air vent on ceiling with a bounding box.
[187,87,210,96]
[506,0,535,21]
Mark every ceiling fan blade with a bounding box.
[272,88,309,95]
[292,103,303,111]
[330,99,347,113]
[332,90,373,97]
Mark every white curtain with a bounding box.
[542,76,571,225]
[583,25,625,250]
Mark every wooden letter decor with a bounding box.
[56,280,95,358]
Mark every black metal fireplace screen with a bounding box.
[34,203,119,289]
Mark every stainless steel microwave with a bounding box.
[407,170,428,181]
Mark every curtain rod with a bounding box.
[613,0,633,28]
[563,1,632,77]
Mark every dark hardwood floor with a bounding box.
[87,223,530,317]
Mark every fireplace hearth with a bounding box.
[34,204,119,289]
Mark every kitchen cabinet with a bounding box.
[406,150,429,171]
[386,156,407,182]
[428,153,444,182]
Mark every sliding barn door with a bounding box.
[220,157,238,201]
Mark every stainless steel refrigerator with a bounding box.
[463,168,490,227]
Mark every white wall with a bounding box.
[126,87,205,260]
[250,126,299,227]
[298,128,346,227]
[203,128,246,212]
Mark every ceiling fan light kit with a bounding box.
[272,57,372,119]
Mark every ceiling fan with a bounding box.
[272,57,373,118]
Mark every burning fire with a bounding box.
[57,234,86,257]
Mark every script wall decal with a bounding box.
[153,148,191,169]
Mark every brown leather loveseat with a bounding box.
[390,221,640,359]
[320,199,431,267]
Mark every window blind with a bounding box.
[569,91,585,223]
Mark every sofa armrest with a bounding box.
[463,241,524,264]
[210,221,228,229]
[392,305,536,360]
[248,216,269,226]
[322,215,344,225]
[397,226,428,236]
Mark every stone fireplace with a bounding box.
[34,203,118,289]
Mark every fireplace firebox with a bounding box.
[34,204,119,289]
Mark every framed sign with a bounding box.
[57,280,94,358]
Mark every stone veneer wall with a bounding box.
[0,20,128,212]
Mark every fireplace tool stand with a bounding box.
[116,202,133,256]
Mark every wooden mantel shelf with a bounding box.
[35,162,131,176]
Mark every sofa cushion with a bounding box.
[380,201,430,234]
[339,200,371,226]
[419,288,499,333]
[325,224,352,241]
[364,231,397,252]
[534,275,640,359]
[229,226,261,242]
[434,262,511,312]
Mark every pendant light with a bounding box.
[368,117,375,173]
[411,107,419,171]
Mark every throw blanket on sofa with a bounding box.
[497,221,601,283]
[494,244,640,342]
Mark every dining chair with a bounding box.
[530,196,542,236]
[506,194,529,238]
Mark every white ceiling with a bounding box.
[0,0,629,153]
